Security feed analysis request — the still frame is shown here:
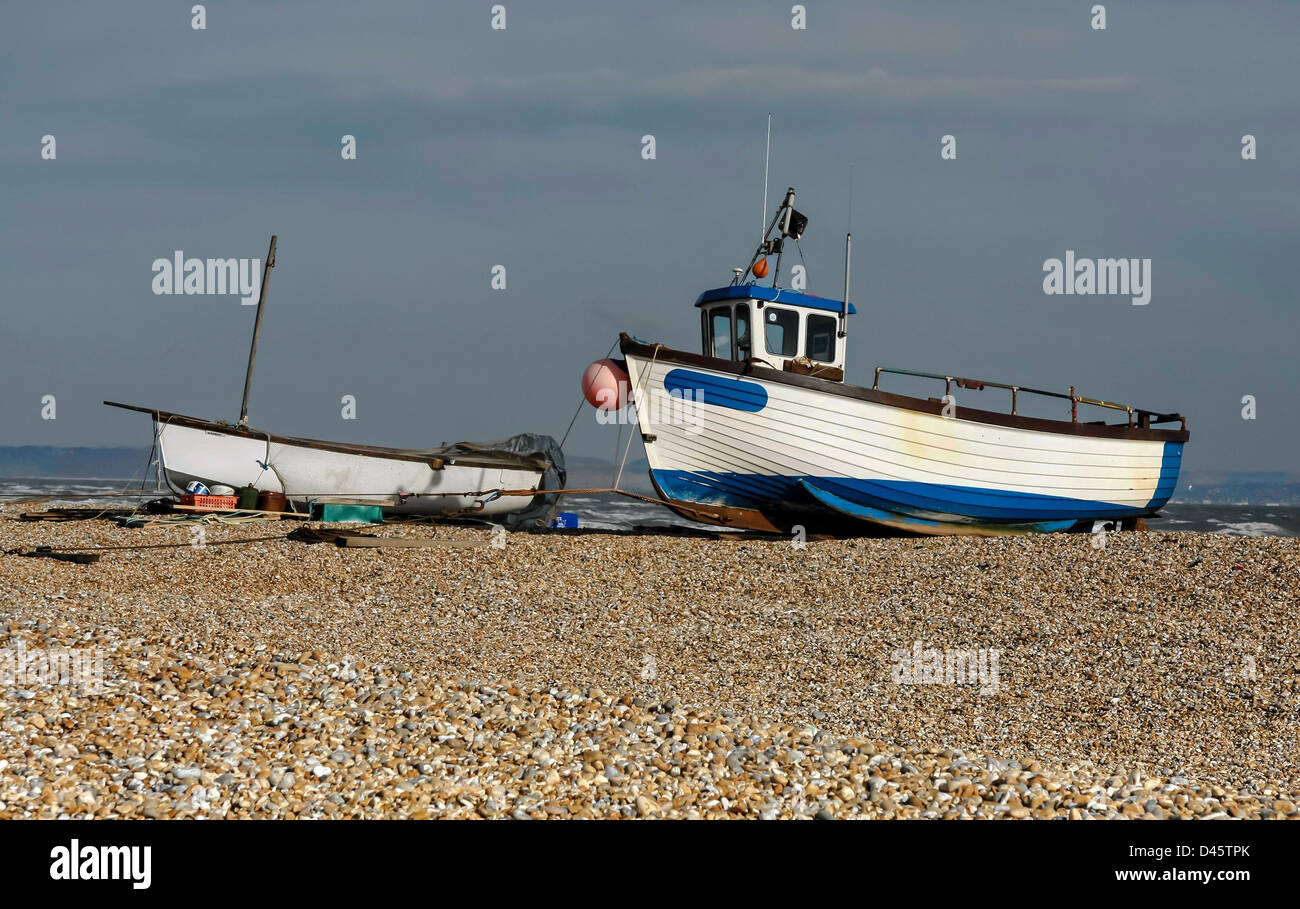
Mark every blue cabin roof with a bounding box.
[694,284,858,315]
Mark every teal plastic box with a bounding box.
[311,503,384,523]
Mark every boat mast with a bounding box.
[740,189,795,285]
[238,235,277,428]
[772,188,794,287]
[841,232,851,339]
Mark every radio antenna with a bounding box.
[761,113,772,246]
[842,164,853,339]
[848,163,854,233]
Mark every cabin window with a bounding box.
[735,304,752,359]
[764,307,799,358]
[709,306,733,360]
[806,314,837,362]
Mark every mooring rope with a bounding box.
[614,343,659,491]
[3,533,287,556]
[559,337,619,452]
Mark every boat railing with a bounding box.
[871,367,1186,430]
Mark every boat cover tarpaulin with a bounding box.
[433,433,566,529]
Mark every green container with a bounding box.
[237,486,260,510]
[311,503,384,523]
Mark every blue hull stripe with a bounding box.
[1146,442,1183,509]
[662,368,768,412]
[652,468,1175,523]
[799,479,1077,533]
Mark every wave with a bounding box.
[1206,520,1292,538]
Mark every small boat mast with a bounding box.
[238,234,277,428]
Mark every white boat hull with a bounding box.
[621,340,1184,534]
[156,423,541,516]
[100,403,556,518]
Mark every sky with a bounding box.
[2,1,1297,472]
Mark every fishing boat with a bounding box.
[106,236,564,520]
[102,401,561,518]
[586,188,1188,535]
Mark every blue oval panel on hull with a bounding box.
[662,369,768,412]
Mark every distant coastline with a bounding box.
[0,446,152,481]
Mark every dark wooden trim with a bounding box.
[619,337,1190,443]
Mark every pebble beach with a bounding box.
[2,508,1298,819]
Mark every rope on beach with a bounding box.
[4,486,729,555]
[5,486,651,502]
[118,512,285,528]
[3,533,288,556]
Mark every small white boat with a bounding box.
[104,402,560,518]
[596,188,1188,535]
[105,235,563,521]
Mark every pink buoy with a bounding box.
[581,358,629,411]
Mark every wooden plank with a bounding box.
[169,504,304,519]
[309,496,399,506]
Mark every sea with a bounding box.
[3,477,1299,537]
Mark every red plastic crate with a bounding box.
[179,494,240,511]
